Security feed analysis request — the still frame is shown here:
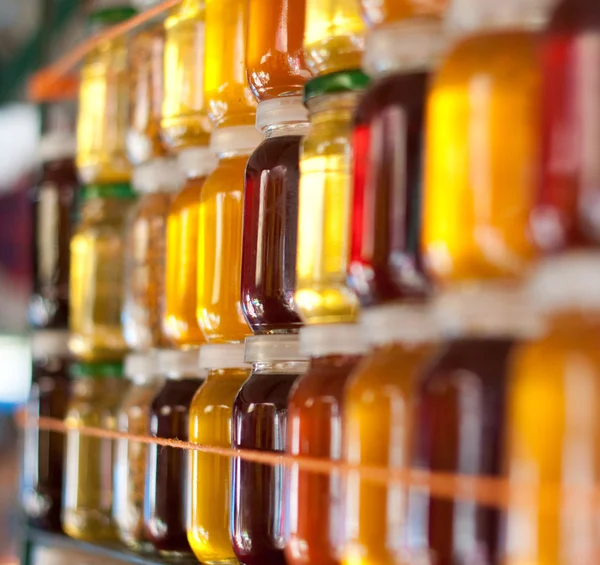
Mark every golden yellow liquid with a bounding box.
[296,94,360,324]
[359,0,447,27]
[188,368,250,563]
[204,0,256,127]
[77,38,131,184]
[62,377,129,541]
[69,195,136,360]
[162,0,212,150]
[164,175,209,348]
[303,0,366,76]
[197,155,252,342]
[423,31,539,284]
[505,313,600,565]
[343,343,433,565]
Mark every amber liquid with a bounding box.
[164,176,208,348]
[423,32,539,283]
[411,338,513,565]
[241,134,303,334]
[359,0,447,28]
[246,0,310,100]
[349,72,430,307]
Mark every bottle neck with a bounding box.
[310,354,362,371]
[263,121,309,139]
[251,361,309,375]
[306,92,361,125]
[206,367,250,381]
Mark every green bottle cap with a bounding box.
[87,6,137,28]
[81,183,137,201]
[71,361,125,379]
[303,69,370,104]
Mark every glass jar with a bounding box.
[76,6,136,184]
[295,71,369,325]
[123,158,184,350]
[188,344,250,564]
[69,183,137,361]
[246,0,311,101]
[348,21,445,307]
[29,132,78,329]
[231,335,309,565]
[113,352,163,551]
[161,0,212,151]
[127,6,167,165]
[62,361,129,541]
[22,330,70,532]
[197,126,262,343]
[342,305,437,565]
[241,98,307,334]
[303,0,366,76]
[286,324,366,565]
[163,147,218,348]
[144,349,205,556]
[204,0,257,127]
[360,0,448,28]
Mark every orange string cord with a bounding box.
[18,413,600,517]
[27,0,180,102]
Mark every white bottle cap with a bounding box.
[124,351,159,384]
[255,97,309,133]
[31,330,71,359]
[177,146,219,179]
[363,19,447,77]
[210,126,263,157]
[299,324,367,357]
[38,132,76,163]
[157,348,205,379]
[244,335,308,363]
[198,344,249,370]
[132,157,186,193]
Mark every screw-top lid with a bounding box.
[177,146,219,179]
[299,324,367,357]
[210,126,263,157]
[31,330,70,359]
[81,183,137,200]
[255,97,309,133]
[88,5,137,28]
[198,344,249,370]
[244,335,308,363]
[71,360,125,379]
[303,70,370,104]
[157,348,204,379]
[124,352,159,383]
[39,132,76,163]
[132,157,185,194]
[363,19,446,77]
[361,303,438,346]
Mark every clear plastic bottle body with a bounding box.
[62,367,129,541]
[77,35,131,184]
[204,0,257,127]
[188,367,251,563]
[303,0,366,75]
[123,191,175,350]
[197,154,253,343]
[246,0,311,101]
[296,92,362,324]
[161,0,212,150]
[423,31,540,285]
[69,186,137,361]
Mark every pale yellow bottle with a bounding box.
[188,344,250,563]
[161,0,213,150]
[76,6,136,184]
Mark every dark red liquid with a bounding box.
[533,0,600,251]
[348,72,430,307]
[231,369,303,565]
[411,339,513,565]
[29,158,78,329]
[241,134,303,334]
[22,353,70,531]
[145,377,203,555]
[286,355,363,565]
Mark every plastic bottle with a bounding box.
[163,147,218,348]
[123,158,185,350]
[188,344,250,564]
[360,0,448,28]
[295,71,369,325]
[196,126,262,342]
[241,98,308,334]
